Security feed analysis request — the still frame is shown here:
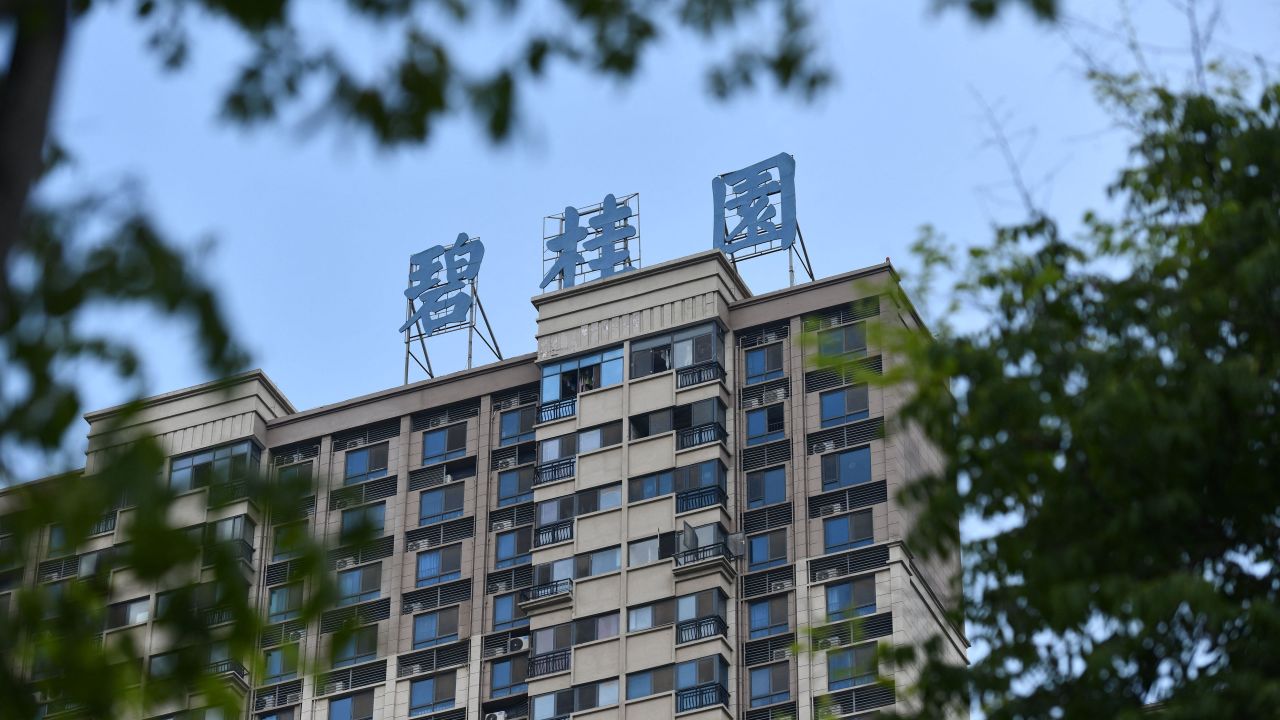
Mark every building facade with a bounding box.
[2,249,967,720]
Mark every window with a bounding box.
[423,423,467,466]
[748,596,789,639]
[490,655,528,698]
[748,530,787,571]
[532,679,620,720]
[576,483,622,514]
[628,470,673,502]
[344,443,388,486]
[419,485,464,526]
[587,546,621,575]
[532,546,620,587]
[495,527,532,568]
[493,591,528,631]
[416,545,462,587]
[675,655,729,690]
[259,711,296,720]
[675,398,725,432]
[340,503,385,541]
[745,343,784,385]
[627,604,660,632]
[746,404,786,446]
[749,662,790,707]
[333,625,378,667]
[828,644,877,690]
[541,348,625,405]
[264,644,299,683]
[329,690,374,720]
[272,522,305,561]
[824,511,873,554]
[500,406,536,446]
[533,612,619,654]
[677,589,726,623]
[539,434,576,463]
[268,584,303,622]
[277,461,312,485]
[820,385,869,428]
[169,441,261,493]
[818,323,867,357]
[821,446,872,490]
[626,665,673,699]
[627,534,674,567]
[497,466,534,506]
[626,460,722,502]
[411,672,457,716]
[413,607,459,649]
[629,408,674,439]
[746,467,786,508]
[105,596,151,629]
[149,651,177,677]
[826,576,876,621]
[47,524,68,557]
[337,563,382,605]
[577,421,622,453]
[630,336,672,378]
[630,324,722,380]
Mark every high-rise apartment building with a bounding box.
[1,249,966,720]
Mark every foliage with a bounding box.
[875,67,1280,718]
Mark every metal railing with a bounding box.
[676,614,728,644]
[537,397,577,423]
[676,423,727,450]
[534,458,575,486]
[528,648,571,678]
[203,606,234,627]
[208,658,249,680]
[675,682,729,713]
[88,512,117,537]
[675,485,728,514]
[534,519,574,548]
[674,543,733,567]
[207,480,251,508]
[676,361,725,389]
[519,578,573,603]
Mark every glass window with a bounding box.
[340,503,385,541]
[106,596,152,629]
[333,625,378,667]
[497,467,534,507]
[47,524,68,557]
[419,485,464,526]
[493,591,528,631]
[490,656,528,698]
[416,545,462,587]
[745,343,784,385]
[344,443,388,486]
[495,527,532,568]
[149,651,177,677]
[169,441,261,493]
[500,406,536,446]
[630,335,673,379]
[748,530,787,571]
[673,324,720,369]
[539,434,576,463]
[588,547,621,576]
[628,538,659,567]
[749,662,790,707]
[541,348,625,403]
[264,644,299,683]
[628,470,673,502]
[424,423,467,466]
[828,643,877,690]
[576,483,621,514]
[630,408,674,439]
[826,576,877,621]
[337,563,382,605]
[746,467,786,508]
[746,404,786,446]
[823,511,873,554]
[820,385,869,428]
[413,607,459,649]
[329,690,374,720]
[821,446,872,490]
[410,672,457,716]
[267,584,303,622]
[272,522,305,562]
[818,323,867,357]
[675,655,728,690]
[748,596,789,638]
[626,665,674,699]
[259,710,295,720]
[578,422,622,453]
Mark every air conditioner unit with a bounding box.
[769,580,791,592]
[260,696,277,709]
[285,628,305,642]
[344,439,361,450]
[508,636,530,653]
[819,503,844,516]
[492,519,514,531]
[772,648,791,660]
[818,637,840,650]
[335,557,355,570]
[493,580,511,592]
[331,680,348,693]
[407,540,424,553]
[486,712,507,720]
[408,663,424,675]
[816,569,840,581]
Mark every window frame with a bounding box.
[822,510,874,554]
[419,484,465,527]
[415,544,463,588]
[746,466,787,509]
[744,342,785,385]
[747,529,788,571]
[748,595,789,639]
[819,384,870,428]
[336,562,382,606]
[748,661,791,708]
[821,445,872,490]
[499,406,537,447]
[745,403,786,446]
[332,625,379,668]
[343,443,389,486]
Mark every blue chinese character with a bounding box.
[540,206,589,290]
[712,153,796,254]
[400,233,484,334]
[540,195,635,290]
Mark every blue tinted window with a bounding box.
[747,467,786,508]
[498,468,533,506]
[822,447,871,490]
[745,405,785,446]
[493,592,527,630]
[820,385,869,428]
[823,511,872,554]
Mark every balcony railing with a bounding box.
[676,361,725,389]
[207,480,251,508]
[208,658,249,682]
[537,398,577,424]
[203,539,256,567]
[528,648,571,678]
[677,423,727,451]
[676,614,728,644]
[674,543,734,568]
[203,606,234,627]
[534,519,574,548]
[675,682,729,713]
[675,485,728,514]
[88,512,117,537]
[519,578,573,604]
[534,458,575,486]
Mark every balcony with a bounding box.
[534,458,575,486]
[208,658,250,686]
[518,578,573,610]
[676,361,725,389]
[675,682,729,713]
[677,423,727,451]
[202,539,255,568]
[674,543,735,579]
[538,397,577,424]
[676,486,728,514]
[203,606,235,627]
[534,520,574,548]
[208,480,252,508]
[676,615,728,645]
[88,512,117,537]
[528,648,571,678]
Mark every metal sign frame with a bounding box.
[402,235,503,384]
[541,192,642,291]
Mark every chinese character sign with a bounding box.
[712,153,796,256]
[540,193,636,290]
[400,233,485,334]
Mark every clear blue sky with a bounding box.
[37,0,1278,475]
